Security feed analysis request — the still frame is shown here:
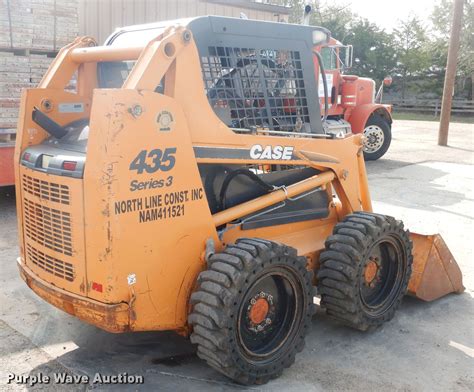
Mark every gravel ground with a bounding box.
[0,120,473,391]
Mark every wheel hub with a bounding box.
[249,298,269,324]
[246,291,274,333]
[364,258,380,287]
[363,125,384,153]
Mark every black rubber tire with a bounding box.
[363,115,392,161]
[317,212,413,331]
[188,238,315,385]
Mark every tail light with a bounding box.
[62,161,77,171]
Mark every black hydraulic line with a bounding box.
[32,107,68,139]
[219,169,275,210]
[313,51,328,122]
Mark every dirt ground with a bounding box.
[0,120,473,391]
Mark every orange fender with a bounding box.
[346,104,392,133]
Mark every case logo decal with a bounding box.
[250,144,294,160]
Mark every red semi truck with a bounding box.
[316,37,393,160]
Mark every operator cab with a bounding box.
[102,16,331,135]
[20,16,342,179]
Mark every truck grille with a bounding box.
[27,243,74,282]
[22,174,70,205]
[23,198,73,256]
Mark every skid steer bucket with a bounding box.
[408,233,464,301]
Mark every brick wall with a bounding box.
[0,52,52,130]
[0,0,79,50]
[0,0,79,140]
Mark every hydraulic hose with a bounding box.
[313,51,328,122]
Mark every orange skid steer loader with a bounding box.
[15,17,463,385]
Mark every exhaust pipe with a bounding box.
[301,4,312,25]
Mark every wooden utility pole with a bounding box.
[438,0,464,146]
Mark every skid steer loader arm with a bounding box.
[408,233,464,301]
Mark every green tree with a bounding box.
[274,0,473,99]
[343,19,396,86]
[430,0,474,99]
[273,0,352,33]
[271,0,306,23]
[309,2,353,39]
[392,17,431,99]
[275,2,397,85]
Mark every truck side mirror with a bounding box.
[344,45,353,69]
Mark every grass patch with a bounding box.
[392,111,474,124]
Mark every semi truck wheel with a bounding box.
[363,115,392,161]
[318,212,412,331]
[188,238,315,385]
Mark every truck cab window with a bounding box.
[320,47,337,70]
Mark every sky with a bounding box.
[333,0,441,31]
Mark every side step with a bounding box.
[408,233,464,301]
